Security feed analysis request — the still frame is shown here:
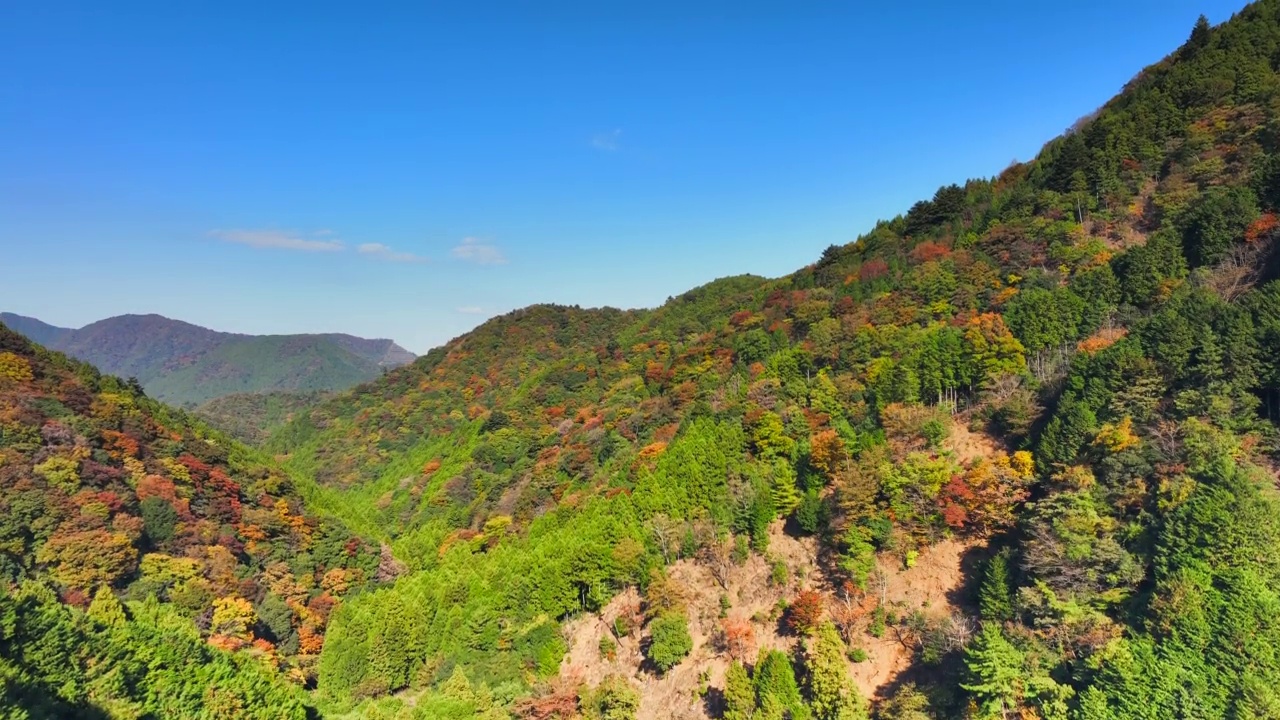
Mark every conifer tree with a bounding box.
[724,660,756,720]
[978,549,1015,622]
[962,624,1025,719]
[806,622,868,720]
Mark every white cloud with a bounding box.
[451,237,507,265]
[210,229,345,252]
[358,242,427,263]
[456,306,485,315]
[591,128,622,151]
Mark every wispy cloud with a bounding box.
[591,128,622,151]
[451,237,507,265]
[358,243,427,263]
[456,306,486,315]
[210,229,345,252]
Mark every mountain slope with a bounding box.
[0,312,415,407]
[269,5,1280,718]
[194,390,336,445]
[0,322,382,716]
[0,312,73,347]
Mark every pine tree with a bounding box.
[1188,15,1211,51]
[961,624,1025,719]
[724,660,756,720]
[978,549,1014,622]
[806,622,868,720]
[754,649,806,718]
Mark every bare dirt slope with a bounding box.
[560,523,977,719]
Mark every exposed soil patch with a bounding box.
[559,524,980,717]
[943,420,1003,465]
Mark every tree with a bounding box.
[140,496,179,544]
[724,661,756,720]
[979,549,1015,623]
[961,624,1025,718]
[648,514,683,564]
[646,612,692,673]
[1180,186,1259,267]
[1188,14,1211,51]
[806,622,868,720]
[211,596,256,639]
[719,615,756,661]
[0,351,34,383]
[702,534,736,590]
[787,589,825,635]
[754,649,806,718]
[809,430,846,482]
[580,675,640,720]
[87,586,127,627]
[35,529,137,592]
[644,568,688,619]
[1003,287,1085,353]
[878,683,933,720]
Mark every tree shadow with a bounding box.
[872,648,969,716]
[945,535,1002,612]
[6,684,114,720]
[701,685,726,718]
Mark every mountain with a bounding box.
[0,312,72,347]
[262,4,1280,718]
[0,312,415,407]
[0,322,383,717]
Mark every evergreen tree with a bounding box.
[87,586,127,627]
[978,549,1015,622]
[806,622,868,720]
[754,649,806,718]
[724,660,756,720]
[647,612,692,673]
[962,624,1025,719]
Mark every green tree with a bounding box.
[724,660,756,720]
[1179,186,1259,267]
[1003,287,1085,353]
[962,623,1025,718]
[87,586,127,627]
[979,549,1015,622]
[647,612,692,673]
[754,649,806,718]
[581,675,641,720]
[878,683,933,720]
[140,496,179,544]
[805,622,868,720]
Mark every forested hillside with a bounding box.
[0,323,383,717]
[0,312,416,407]
[195,390,337,445]
[262,4,1280,718]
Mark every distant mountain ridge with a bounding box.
[0,311,416,406]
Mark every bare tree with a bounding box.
[942,613,976,652]
[1203,234,1274,301]
[648,514,682,564]
[700,534,735,590]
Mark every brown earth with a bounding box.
[559,524,979,718]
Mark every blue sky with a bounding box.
[0,0,1247,353]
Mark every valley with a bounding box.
[6,4,1280,720]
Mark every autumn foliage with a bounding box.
[787,589,825,635]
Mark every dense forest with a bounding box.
[7,2,1280,718]
[0,325,382,717]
